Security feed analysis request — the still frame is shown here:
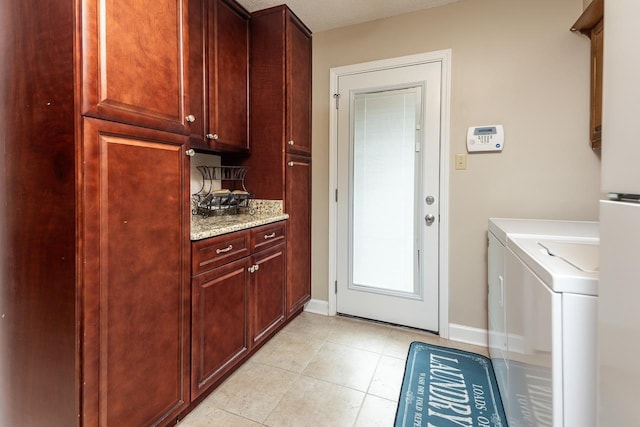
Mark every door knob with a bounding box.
[425,214,435,225]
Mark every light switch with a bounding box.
[455,153,467,170]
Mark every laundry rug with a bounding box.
[395,342,507,427]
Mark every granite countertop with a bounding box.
[190,199,288,241]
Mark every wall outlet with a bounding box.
[455,153,467,170]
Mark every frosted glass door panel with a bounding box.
[351,88,420,295]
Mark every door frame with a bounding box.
[328,50,452,338]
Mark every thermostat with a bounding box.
[467,125,504,152]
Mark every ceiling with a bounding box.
[236,0,461,32]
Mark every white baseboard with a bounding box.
[304,299,329,316]
[448,323,488,348]
[301,303,486,349]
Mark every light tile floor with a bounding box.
[178,312,488,427]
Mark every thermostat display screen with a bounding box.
[473,126,496,136]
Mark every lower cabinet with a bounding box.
[190,221,287,400]
[250,241,286,347]
[285,155,311,316]
[191,256,251,398]
[81,118,191,426]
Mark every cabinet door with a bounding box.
[285,11,312,156]
[285,155,311,316]
[191,257,250,399]
[208,0,249,153]
[188,0,249,153]
[81,0,189,135]
[250,244,286,347]
[81,118,190,426]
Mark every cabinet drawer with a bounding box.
[250,222,286,253]
[192,230,250,275]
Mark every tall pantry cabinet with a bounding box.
[1,0,191,426]
[241,5,312,317]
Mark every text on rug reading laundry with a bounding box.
[426,353,473,426]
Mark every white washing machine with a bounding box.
[488,219,599,427]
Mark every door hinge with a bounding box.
[334,280,338,294]
[335,188,338,202]
[333,93,341,109]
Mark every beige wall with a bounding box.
[310,0,601,331]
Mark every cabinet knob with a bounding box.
[287,140,295,146]
[206,133,219,140]
[287,161,294,167]
[185,114,196,123]
[248,264,260,273]
[185,149,196,157]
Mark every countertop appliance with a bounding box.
[488,219,599,427]
[598,1,640,425]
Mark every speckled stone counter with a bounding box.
[190,199,288,241]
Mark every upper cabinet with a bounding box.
[81,0,190,135]
[251,5,312,158]
[286,11,313,156]
[571,0,603,150]
[188,0,250,154]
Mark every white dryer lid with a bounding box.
[507,236,600,295]
[538,241,599,273]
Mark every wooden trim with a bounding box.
[571,0,604,37]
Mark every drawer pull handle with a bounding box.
[216,245,233,254]
[264,232,276,240]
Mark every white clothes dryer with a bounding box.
[488,219,599,427]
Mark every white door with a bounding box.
[335,61,442,331]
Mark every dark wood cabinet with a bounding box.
[286,12,313,156]
[188,0,250,153]
[249,5,312,158]
[571,0,603,149]
[251,246,286,345]
[81,0,190,135]
[190,221,286,398]
[81,118,191,426]
[242,5,312,320]
[590,20,603,149]
[191,256,250,399]
[3,0,307,424]
[285,155,312,315]
[250,223,287,346]
[2,0,193,425]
